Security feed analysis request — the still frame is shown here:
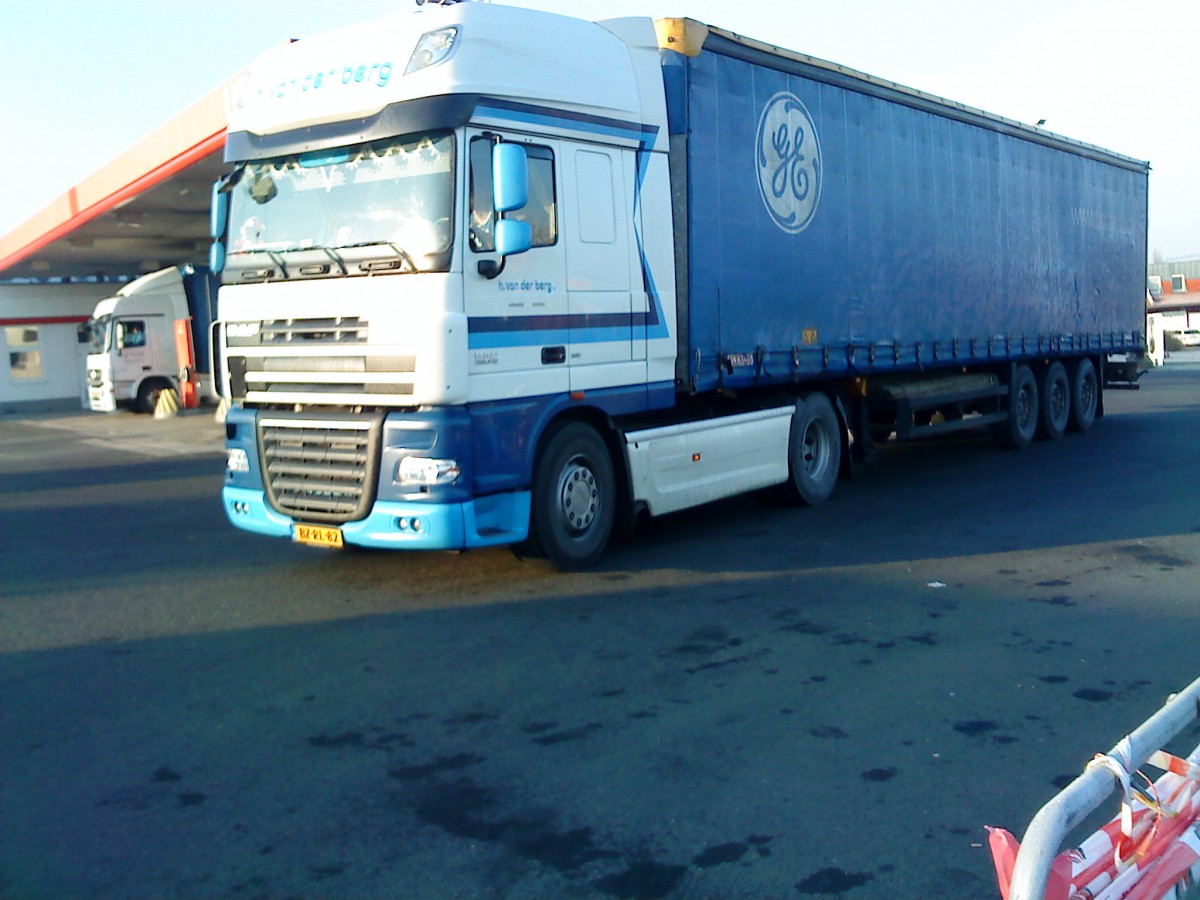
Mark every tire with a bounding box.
[992,364,1038,450]
[1036,361,1070,441]
[136,380,171,414]
[778,393,841,506]
[1067,358,1098,433]
[526,421,616,571]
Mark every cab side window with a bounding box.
[118,320,146,348]
[469,138,557,252]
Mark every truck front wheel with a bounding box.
[527,421,616,570]
[136,379,175,415]
[779,392,841,506]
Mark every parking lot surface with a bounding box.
[3,366,1200,898]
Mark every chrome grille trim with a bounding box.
[258,413,383,524]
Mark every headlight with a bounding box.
[405,26,459,75]
[226,448,250,473]
[398,456,460,485]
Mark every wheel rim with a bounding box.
[1079,373,1096,416]
[556,457,600,536]
[1016,383,1035,429]
[802,418,832,479]
[1050,380,1068,424]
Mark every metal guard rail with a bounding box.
[1008,673,1200,899]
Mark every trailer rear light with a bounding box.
[227,448,250,473]
[397,456,459,486]
[405,26,459,75]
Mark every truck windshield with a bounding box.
[86,315,111,352]
[226,131,454,270]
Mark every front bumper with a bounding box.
[222,485,530,550]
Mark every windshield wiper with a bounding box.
[322,248,347,276]
[267,250,289,279]
[336,241,418,274]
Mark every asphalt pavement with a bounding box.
[2,366,1200,899]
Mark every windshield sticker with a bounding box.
[755,91,822,234]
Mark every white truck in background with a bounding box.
[82,265,219,413]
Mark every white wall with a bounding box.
[0,283,117,406]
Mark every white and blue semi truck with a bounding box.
[214,3,1148,569]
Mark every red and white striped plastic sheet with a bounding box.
[989,749,1200,900]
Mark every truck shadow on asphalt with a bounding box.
[5,537,1200,899]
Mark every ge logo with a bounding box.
[755,91,822,234]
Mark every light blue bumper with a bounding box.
[222,486,530,550]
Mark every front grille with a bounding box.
[226,317,368,348]
[258,414,383,524]
[262,317,367,345]
[227,354,417,404]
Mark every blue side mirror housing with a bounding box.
[493,143,528,213]
[495,219,532,257]
[209,242,226,274]
[210,181,229,239]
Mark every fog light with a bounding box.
[411,518,424,533]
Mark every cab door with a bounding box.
[462,130,568,402]
[113,317,154,390]
[561,145,641,391]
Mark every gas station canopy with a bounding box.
[0,81,233,282]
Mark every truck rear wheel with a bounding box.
[1067,358,1098,433]
[1036,361,1070,441]
[527,421,616,571]
[992,364,1038,449]
[779,392,841,506]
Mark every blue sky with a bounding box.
[1,0,1195,259]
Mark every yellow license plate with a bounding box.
[293,524,344,549]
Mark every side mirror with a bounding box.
[492,143,528,213]
[210,181,229,239]
[495,219,532,257]
[477,141,532,280]
[209,242,226,274]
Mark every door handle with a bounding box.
[541,346,566,365]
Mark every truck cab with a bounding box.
[217,4,677,564]
[83,266,219,413]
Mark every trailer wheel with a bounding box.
[1036,361,1070,441]
[779,393,841,506]
[526,421,616,571]
[1067,358,1098,433]
[992,364,1039,449]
